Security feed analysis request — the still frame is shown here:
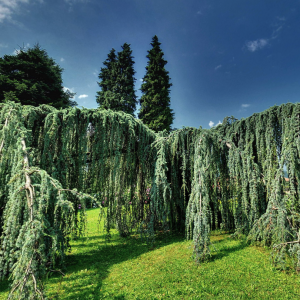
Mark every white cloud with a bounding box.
[209,120,222,128]
[139,78,143,82]
[63,87,76,99]
[0,5,11,22]
[60,57,65,62]
[245,17,285,53]
[215,65,222,70]
[78,94,88,99]
[276,16,285,21]
[246,39,268,52]
[0,0,42,23]
[13,49,20,55]
[12,43,30,55]
[241,104,250,108]
[65,0,89,5]
[63,86,74,93]
[271,26,283,40]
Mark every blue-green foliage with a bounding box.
[186,104,300,270]
[2,102,300,299]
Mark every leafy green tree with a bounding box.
[138,35,174,132]
[96,44,137,115]
[0,44,77,108]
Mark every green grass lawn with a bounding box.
[1,208,300,299]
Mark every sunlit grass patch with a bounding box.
[1,208,300,299]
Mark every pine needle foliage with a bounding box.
[0,102,157,299]
[138,35,174,132]
[96,48,118,110]
[96,44,137,115]
[2,101,300,298]
[186,104,300,269]
[0,45,77,108]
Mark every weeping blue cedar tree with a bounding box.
[2,102,300,299]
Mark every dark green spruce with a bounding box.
[138,35,174,132]
[96,48,118,110]
[96,43,137,115]
[0,44,77,108]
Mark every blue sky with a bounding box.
[1,0,300,129]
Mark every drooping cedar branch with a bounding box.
[1,102,300,299]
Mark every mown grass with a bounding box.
[1,208,300,299]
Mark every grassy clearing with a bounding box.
[1,208,300,299]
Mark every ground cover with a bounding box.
[0,208,300,300]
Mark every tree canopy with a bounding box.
[0,44,77,109]
[1,85,300,298]
[138,35,174,132]
[96,43,137,115]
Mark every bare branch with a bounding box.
[0,109,12,155]
[273,240,300,249]
[21,139,34,222]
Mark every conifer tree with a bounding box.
[116,43,137,115]
[96,44,137,115]
[0,44,77,108]
[138,35,174,132]
[96,48,118,109]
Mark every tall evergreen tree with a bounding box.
[116,43,137,115]
[96,48,118,109]
[138,35,174,132]
[96,43,137,115]
[0,44,77,108]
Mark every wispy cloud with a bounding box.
[276,16,286,22]
[209,120,222,128]
[215,65,222,71]
[246,39,268,52]
[0,0,42,23]
[239,104,250,112]
[65,0,89,6]
[78,94,88,99]
[245,17,285,53]
[60,57,65,62]
[196,10,202,15]
[271,25,283,39]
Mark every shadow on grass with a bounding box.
[209,237,248,262]
[0,278,9,297]
[0,232,249,299]
[45,231,185,299]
